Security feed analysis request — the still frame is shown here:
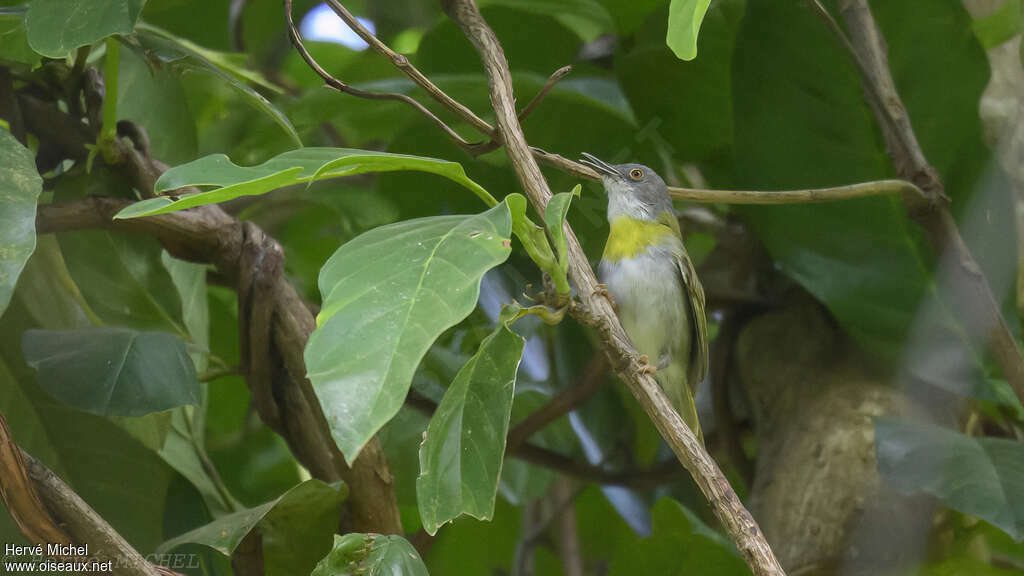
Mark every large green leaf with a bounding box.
[417,323,525,534]
[416,6,581,75]
[0,9,40,67]
[25,0,144,58]
[0,289,172,553]
[666,0,712,61]
[312,533,429,576]
[53,168,190,336]
[608,498,746,575]
[128,23,300,149]
[875,419,1024,542]
[114,148,494,219]
[0,129,41,319]
[22,328,200,417]
[159,479,346,573]
[305,201,513,461]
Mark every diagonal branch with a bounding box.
[0,412,166,576]
[437,1,785,574]
[834,0,1024,404]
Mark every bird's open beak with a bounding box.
[579,152,621,180]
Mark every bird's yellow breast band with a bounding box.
[602,217,677,261]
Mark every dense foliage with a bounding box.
[1,0,1023,575]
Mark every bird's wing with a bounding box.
[657,211,708,391]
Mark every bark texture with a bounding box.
[738,297,932,575]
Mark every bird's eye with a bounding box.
[629,168,644,180]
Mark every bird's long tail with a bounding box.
[657,360,703,444]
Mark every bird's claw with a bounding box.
[635,354,657,376]
[594,283,617,311]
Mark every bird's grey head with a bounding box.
[579,153,672,222]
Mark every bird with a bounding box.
[579,152,708,442]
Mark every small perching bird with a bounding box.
[579,153,708,442]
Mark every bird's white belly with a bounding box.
[599,251,686,364]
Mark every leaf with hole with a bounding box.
[22,327,200,417]
[114,148,494,219]
[305,200,513,461]
[312,533,428,576]
[0,128,42,319]
[417,322,524,534]
[875,418,1024,542]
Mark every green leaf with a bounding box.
[0,129,42,319]
[616,0,743,164]
[161,251,209,369]
[53,168,190,336]
[159,479,346,566]
[666,0,713,61]
[136,23,280,93]
[0,10,40,67]
[117,45,197,166]
[22,327,200,417]
[608,498,747,575]
[875,418,1024,541]
[416,6,582,75]
[115,148,495,219]
[0,295,173,552]
[479,0,616,39]
[306,201,513,461]
[312,533,429,576]
[25,0,144,58]
[417,323,525,534]
[732,0,991,362]
[971,0,1020,50]
[129,23,300,149]
[158,407,238,517]
[544,185,581,274]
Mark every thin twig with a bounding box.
[668,179,920,204]
[292,1,924,209]
[284,0,489,153]
[321,0,495,136]
[438,2,785,573]
[472,65,575,156]
[519,65,572,122]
